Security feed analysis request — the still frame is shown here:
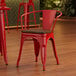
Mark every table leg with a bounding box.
[0,10,8,65]
[0,34,3,56]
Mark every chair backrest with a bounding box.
[21,10,62,31]
[29,0,33,3]
[42,10,56,30]
[0,0,6,6]
[0,0,5,3]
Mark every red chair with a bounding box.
[16,10,62,71]
[0,0,9,32]
[17,0,36,30]
[0,6,10,65]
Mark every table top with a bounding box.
[0,6,10,10]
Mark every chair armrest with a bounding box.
[56,10,62,18]
[21,10,42,30]
[51,10,62,32]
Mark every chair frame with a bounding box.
[0,0,9,32]
[0,6,10,65]
[17,0,36,30]
[17,10,62,71]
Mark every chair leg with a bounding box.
[2,30,8,65]
[51,38,59,65]
[17,35,24,67]
[5,10,9,32]
[41,44,47,71]
[0,36,3,56]
[41,36,47,71]
[3,40,8,65]
[0,10,8,65]
[17,4,21,30]
[0,41,3,56]
[33,39,40,62]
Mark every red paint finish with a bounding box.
[17,10,62,71]
[0,6,10,65]
[0,0,9,32]
[0,0,5,3]
[17,0,36,30]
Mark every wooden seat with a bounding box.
[22,29,51,34]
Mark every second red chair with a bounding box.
[17,0,36,30]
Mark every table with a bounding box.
[0,6,10,65]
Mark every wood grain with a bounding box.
[0,21,76,76]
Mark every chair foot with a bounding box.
[35,57,38,62]
[16,66,19,68]
[43,69,45,71]
[0,51,3,56]
[43,65,45,71]
[6,64,8,66]
[57,63,59,65]
[57,60,59,65]
[35,60,37,62]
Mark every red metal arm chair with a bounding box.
[16,10,62,71]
